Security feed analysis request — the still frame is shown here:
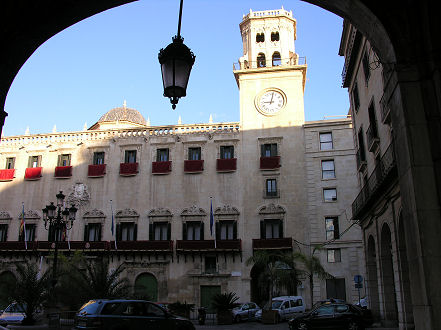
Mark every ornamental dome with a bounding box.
[98,106,147,126]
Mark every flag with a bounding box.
[110,200,117,250]
[210,198,214,236]
[20,202,27,250]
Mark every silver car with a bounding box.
[232,302,261,322]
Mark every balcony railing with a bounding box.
[356,149,367,172]
[88,164,106,177]
[0,241,110,251]
[380,93,391,124]
[184,160,204,173]
[176,239,241,251]
[109,240,173,252]
[152,161,172,174]
[252,237,292,250]
[260,156,281,170]
[263,189,280,198]
[24,167,42,180]
[233,57,306,71]
[54,166,72,178]
[366,125,380,153]
[119,162,138,176]
[352,142,397,219]
[216,158,237,172]
[0,169,15,181]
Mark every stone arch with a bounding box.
[380,223,398,326]
[257,52,266,68]
[397,212,414,328]
[367,235,380,320]
[134,272,158,301]
[0,271,16,309]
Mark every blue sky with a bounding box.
[3,0,349,137]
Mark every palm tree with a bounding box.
[246,250,299,308]
[10,263,51,325]
[290,250,334,308]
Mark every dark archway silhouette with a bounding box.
[367,235,380,320]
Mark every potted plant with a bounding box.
[168,301,194,319]
[211,292,239,325]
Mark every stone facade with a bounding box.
[0,8,363,310]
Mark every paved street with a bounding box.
[194,321,288,329]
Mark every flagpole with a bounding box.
[22,202,27,250]
[110,200,117,250]
[210,197,216,249]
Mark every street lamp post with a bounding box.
[42,191,77,288]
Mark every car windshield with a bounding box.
[4,303,25,313]
[272,301,283,309]
[78,300,101,315]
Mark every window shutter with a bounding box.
[261,144,265,157]
[233,221,237,239]
[98,224,102,241]
[156,149,161,162]
[38,155,42,167]
[149,223,154,240]
[3,225,8,241]
[271,144,278,156]
[279,220,284,238]
[167,222,171,240]
[200,222,204,240]
[57,155,62,166]
[334,218,340,239]
[116,223,121,241]
[27,156,32,168]
[260,221,265,239]
[182,223,187,240]
[84,224,89,241]
[133,224,138,241]
[216,222,220,240]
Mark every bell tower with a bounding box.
[234,7,307,130]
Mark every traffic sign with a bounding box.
[354,275,363,284]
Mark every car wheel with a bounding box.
[234,315,241,323]
[348,321,360,330]
[297,322,308,330]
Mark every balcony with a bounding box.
[260,156,281,170]
[366,125,380,153]
[120,162,138,176]
[176,239,241,252]
[0,169,15,181]
[216,158,237,172]
[252,237,292,250]
[54,166,72,178]
[24,167,42,180]
[356,149,367,172]
[109,240,173,252]
[380,93,391,124]
[0,241,110,251]
[152,161,172,174]
[184,160,204,173]
[88,164,106,177]
[352,142,397,219]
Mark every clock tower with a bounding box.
[234,7,307,130]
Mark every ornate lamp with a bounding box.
[158,0,195,110]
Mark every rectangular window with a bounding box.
[220,146,234,159]
[219,221,235,240]
[325,217,340,240]
[119,222,136,241]
[5,157,15,169]
[19,224,36,241]
[124,150,137,163]
[352,82,360,112]
[265,179,278,197]
[85,223,102,242]
[93,152,105,165]
[319,133,333,150]
[156,148,169,162]
[186,221,202,240]
[188,147,201,160]
[358,128,366,162]
[362,50,371,83]
[321,160,335,179]
[28,155,41,168]
[154,222,169,240]
[368,102,378,137]
[261,143,278,157]
[58,154,71,166]
[327,249,341,262]
[262,219,283,239]
[323,188,337,202]
[205,256,217,274]
[0,224,7,242]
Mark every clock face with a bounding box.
[256,90,286,115]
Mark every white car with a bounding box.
[0,302,26,326]
[232,302,261,322]
[255,296,305,322]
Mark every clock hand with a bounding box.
[270,92,274,104]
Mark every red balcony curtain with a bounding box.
[184,160,204,173]
[54,166,72,178]
[24,167,42,180]
[152,161,172,174]
[120,162,138,176]
[216,158,237,172]
[260,156,280,169]
[0,169,15,181]
[88,164,106,177]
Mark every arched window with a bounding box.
[257,53,266,68]
[256,33,265,43]
[272,52,281,66]
[271,32,280,41]
[134,273,158,301]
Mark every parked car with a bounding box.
[255,296,305,322]
[311,298,347,310]
[0,302,26,326]
[73,299,195,330]
[354,296,368,308]
[232,302,260,322]
[288,301,374,330]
